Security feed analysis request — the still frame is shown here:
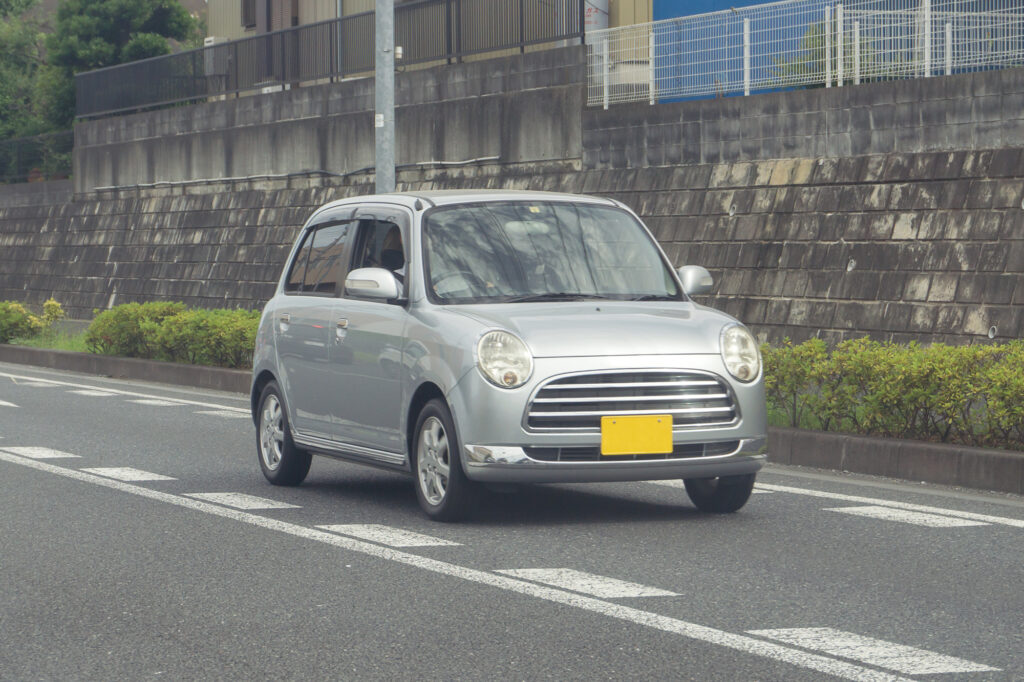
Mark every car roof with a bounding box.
[316,190,620,213]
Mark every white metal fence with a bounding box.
[587,0,1024,108]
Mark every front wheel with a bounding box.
[412,398,477,522]
[256,381,311,486]
[684,474,756,513]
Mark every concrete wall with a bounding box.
[73,47,585,193]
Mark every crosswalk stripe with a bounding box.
[183,492,300,510]
[494,568,678,598]
[825,505,989,527]
[318,524,460,547]
[81,467,177,482]
[747,628,999,674]
[0,446,79,459]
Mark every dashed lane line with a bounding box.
[183,492,301,510]
[756,483,1024,529]
[0,449,913,682]
[824,506,989,528]
[318,524,461,547]
[0,371,249,414]
[748,628,999,675]
[68,389,117,397]
[127,399,186,407]
[0,446,79,459]
[495,568,678,598]
[81,467,177,482]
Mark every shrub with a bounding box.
[0,301,44,343]
[85,301,187,357]
[152,308,260,369]
[763,338,1024,451]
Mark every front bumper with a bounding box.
[463,437,767,484]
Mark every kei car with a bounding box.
[251,190,767,520]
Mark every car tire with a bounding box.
[412,398,477,522]
[256,381,311,486]
[683,474,756,513]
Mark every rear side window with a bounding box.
[284,221,352,295]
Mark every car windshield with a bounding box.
[423,202,682,304]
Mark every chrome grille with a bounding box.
[526,371,737,431]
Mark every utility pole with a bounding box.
[375,0,395,193]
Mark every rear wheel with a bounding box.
[684,474,755,513]
[257,381,311,486]
[412,399,477,522]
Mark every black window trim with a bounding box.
[342,205,412,305]
[282,208,357,298]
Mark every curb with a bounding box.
[2,345,1021,496]
[770,427,1024,496]
[0,345,250,394]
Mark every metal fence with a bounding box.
[76,0,585,118]
[587,0,1024,107]
[0,131,74,184]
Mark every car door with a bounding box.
[327,207,411,455]
[274,213,355,438]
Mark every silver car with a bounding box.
[251,191,767,520]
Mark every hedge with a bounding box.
[763,338,1024,451]
[0,299,64,343]
[85,302,260,369]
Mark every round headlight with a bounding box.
[477,330,533,389]
[720,324,760,383]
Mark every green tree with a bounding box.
[0,0,46,139]
[36,0,198,128]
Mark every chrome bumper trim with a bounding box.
[462,437,767,484]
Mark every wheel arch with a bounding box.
[251,370,277,425]
[406,381,448,462]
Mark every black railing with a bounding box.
[0,131,74,184]
[75,0,585,118]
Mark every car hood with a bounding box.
[448,301,734,358]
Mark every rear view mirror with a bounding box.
[677,265,714,296]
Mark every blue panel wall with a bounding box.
[653,0,735,21]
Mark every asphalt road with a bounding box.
[1,362,1022,681]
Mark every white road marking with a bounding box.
[825,505,989,528]
[81,467,177,482]
[648,479,773,493]
[0,450,913,682]
[194,409,250,419]
[184,492,300,510]
[69,389,117,397]
[494,568,679,598]
[318,524,461,547]
[15,381,57,387]
[0,446,79,459]
[128,399,184,406]
[0,400,18,407]
[0,371,249,414]
[757,482,1024,529]
[748,628,999,675]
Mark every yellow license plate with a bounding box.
[600,415,673,456]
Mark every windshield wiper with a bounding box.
[629,294,678,301]
[500,293,588,303]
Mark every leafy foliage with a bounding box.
[0,0,47,139]
[0,301,44,343]
[85,302,258,369]
[38,0,198,128]
[764,338,1024,451]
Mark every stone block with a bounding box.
[903,274,931,301]
[927,273,959,301]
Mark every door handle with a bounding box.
[279,313,291,323]
[335,318,349,343]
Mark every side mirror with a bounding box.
[345,267,402,300]
[677,265,714,296]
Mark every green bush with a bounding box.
[763,338,1024,451]
[84,301,259,369]
[85,301,187,357]
[151,308,260,369]
[0,301,43,343]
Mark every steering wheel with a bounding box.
[433,271,489,296]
